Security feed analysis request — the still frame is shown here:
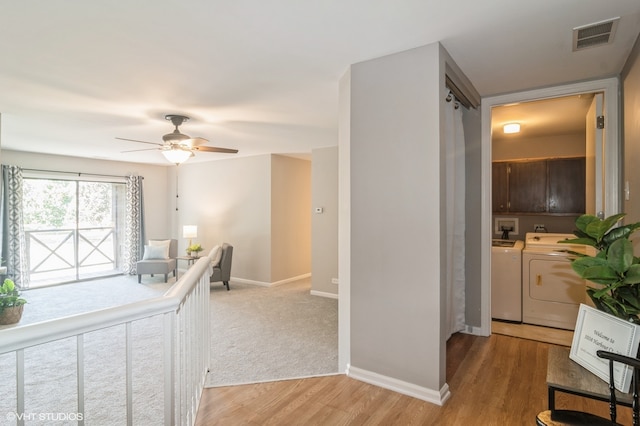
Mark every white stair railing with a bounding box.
[0,255,212,426]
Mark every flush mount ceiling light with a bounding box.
[503,123,521,134]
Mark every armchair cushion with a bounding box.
[210,245,222,267]
[148,239,171,258]
[143,245,167,260]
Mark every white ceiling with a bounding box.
[491,94,596,141]
[1,1,639,165]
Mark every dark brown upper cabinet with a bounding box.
[492,157,585,214]
[509,161,547,213]
[492,162,509,213]
[547,158,586,213]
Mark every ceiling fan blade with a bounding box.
[121,147,161,153]
[194,146,239,154]
[115,137,162,146]
[188,137,209,147]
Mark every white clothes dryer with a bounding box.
[522,233,592,330]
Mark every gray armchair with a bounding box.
[210,243,233,290]
[136,239,177,283]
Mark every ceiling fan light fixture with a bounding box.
[503,123,521,134]
[162,146,193,164]
[163,130,191,143]
[117,112,237,161]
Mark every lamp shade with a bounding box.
[183,225,197,239]
[162,146,193,164]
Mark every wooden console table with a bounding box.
[546,345,633,410]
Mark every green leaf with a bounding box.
[583,268,619,284]
[583,213,626,243]
[574,229,594,239]
[600,298,622,318]
[624,265,640,285]
[1,279,15,293]
[607,238,634,274]
[576,215,602,234]
[571,256,607,276]
[602,221,640,245]
[599,213,627,233]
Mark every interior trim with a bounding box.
[347,365,451,405]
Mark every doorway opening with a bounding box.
[480,77,621,337]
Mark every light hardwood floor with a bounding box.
[491,320,574,347]
[195,330,633,425]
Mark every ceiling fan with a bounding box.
[117,114,238,164]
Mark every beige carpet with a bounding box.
[1,274,174,329]
[206,278,338,387]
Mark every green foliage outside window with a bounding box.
[23,179,115,229]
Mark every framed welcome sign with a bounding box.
[570,304,640,392]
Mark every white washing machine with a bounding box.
[522,233,592,330]
[491,239,524,322]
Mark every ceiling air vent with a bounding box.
[572,17,619,51]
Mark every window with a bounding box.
[23,177,126,287]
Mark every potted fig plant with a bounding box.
[187,243,204,258]
[0,278,27,325]
[561,213,640,324]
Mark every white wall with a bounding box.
[348,42,445,400]
[0,150,171,239]
[311,146,338,296]
[176,154,312,285]
[492,133,586,161]
[176,155,272,283]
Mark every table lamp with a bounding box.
[183,225,197,248]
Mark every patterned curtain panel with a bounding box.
[123,175,145,274]
[1,165,30,288]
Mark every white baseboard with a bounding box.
[347,365,450,405]
[229,273,311,288]
[310,290,338,299]
[463,324,490,337]
[230,277,271,287]
[270,273,311,287]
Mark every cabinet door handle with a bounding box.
[536,274,542,286]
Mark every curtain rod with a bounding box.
[445,75,478,110]
[20,168,143,180]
